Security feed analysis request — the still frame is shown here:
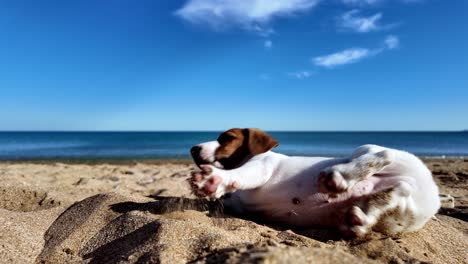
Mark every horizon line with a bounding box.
[0,130,466,133]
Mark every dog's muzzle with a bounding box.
[190,145,207,167]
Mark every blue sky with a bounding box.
[0,0,467,131]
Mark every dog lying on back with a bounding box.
[189,128,440,237]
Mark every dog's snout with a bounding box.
[191,146,202,156]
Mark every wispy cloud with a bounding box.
[313,35,399,68]
[338,9,383,33]
[342,0,423,5]
[384,35,399,49]
[250,25,275,37]
[175,0,320,35]
[287,70,314,79]
[313,48,373,68]
[342,0,383,5]
[264,39,273,50]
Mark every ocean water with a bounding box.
[0,132,467,161]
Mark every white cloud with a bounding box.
[250,25,275,37]
[175,0,320,34]
[287,70,314,79]
[313,48,372,67]
[342,0,423,5]
[342,0,383,5]
[264,39,273,50]
[384,35,399,49]
[313,35,400,68]
[339,9,383,33]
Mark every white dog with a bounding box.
[189,128,440,237]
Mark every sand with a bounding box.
[0,159,466,263]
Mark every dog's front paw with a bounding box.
[318,167,350,194]
[189,165,238,198]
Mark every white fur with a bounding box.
[194,143,440,235]
[197,141,220,163]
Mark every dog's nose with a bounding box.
[190,146,201,156]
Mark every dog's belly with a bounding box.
[225,175,409,227]
[222,153,434,229]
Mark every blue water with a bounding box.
[0,132,467,161]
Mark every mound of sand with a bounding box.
[34,193,372,263]
[32,193,466,264]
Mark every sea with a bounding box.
[0,132,467,161]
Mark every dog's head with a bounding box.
[190,128,279,170]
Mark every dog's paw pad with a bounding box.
[200,164,213,175]
[188,166,231,198]
[203,175,222,194]
[191,171,204,182]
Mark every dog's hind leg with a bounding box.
[318,146,395,193]
[340,181,413,237]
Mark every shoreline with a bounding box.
[0,158,195,165]
[0,155,467,165]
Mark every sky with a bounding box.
[0,0,467,131]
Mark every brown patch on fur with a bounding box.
[361,188,394,212]
[373,205,416,235]
[373,206,402,234]
[246,128,279,155]
[214,128,278,169]
[357,187,416,235]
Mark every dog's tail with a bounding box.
[439,193,455,208]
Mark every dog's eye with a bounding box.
[217,134,234,144]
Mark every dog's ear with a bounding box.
[244,128,279,155]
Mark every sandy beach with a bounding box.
[2,0,466,262]
[0,158,466,263]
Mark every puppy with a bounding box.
[189,128,440,237]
